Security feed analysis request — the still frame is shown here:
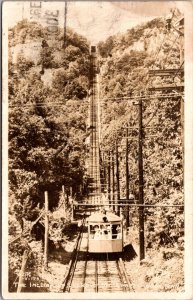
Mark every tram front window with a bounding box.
[89,224,121,240]
[100,224,111,240]
[89,225,99,239]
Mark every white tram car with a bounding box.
[87,211,123,253]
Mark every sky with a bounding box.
[3,1,185,44]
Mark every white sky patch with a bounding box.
[4,1,159,44]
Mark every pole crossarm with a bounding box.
[149,69,184,76]
[148,84,184,91]
[74,203,184,208]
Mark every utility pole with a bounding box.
[125,127,129,227]
[17,249,29,292]
[138,98,145,261]
[111,151,115,212]
[44,191,49,270]
[178,18,184,131]
[62,185,67,219]
[107,151,111,207]
[115,140,120,215]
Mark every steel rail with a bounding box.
[62,219,85,292]
[81,234,89,292]
[118,258,134,291]
[95,260,98,292]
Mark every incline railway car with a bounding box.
[87,210,123,253]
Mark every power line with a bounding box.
[172,61,184,81]
[102,93,183,102]
[74,203,184,208]
[164,34,179,69]
[8,93,183,108]
[150,31,169,72]
[150,10,176,67]
[143,102,160,128]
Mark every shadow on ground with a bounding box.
[122,244,138,261]
[62,223,79,240]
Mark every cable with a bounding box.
[8,93,183,108]
[151,9,176,66]
[163,34,179,69]
[172,61,184,80]
[143,102,160,128]
[151,33,168,68]
[102,93,183,102]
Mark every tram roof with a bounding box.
[87,211,121,222]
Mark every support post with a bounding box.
[62,185,67,219]
[62,185,65,194]
[115,140,120,215]
[44,191,49,270]
[111,151,115,212]
[138,98,145,261]
[107,151,111,206]
[71,201,74,222]
[17,249,29,292]
[125,127,130,227]
[179,34,184,135]
[70,186,73,197]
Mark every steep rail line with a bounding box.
[88,46,101,204]
[62,241,133,293]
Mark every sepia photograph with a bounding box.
[2,1,193,299]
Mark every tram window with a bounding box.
[99,224,112,240]
[112,224,122,239]
[106,225,112,239]
[89,225,97,239]
[112,224,117,239]
[90,224,112,240]
[89,224,122,240]
[116,225,122,239]
[100,225,108,239]
[93,225,101,240]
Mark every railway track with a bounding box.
[62,228,133,293]
[88,46,101,204]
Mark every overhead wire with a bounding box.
[151,8,175,67]
[163,34,180,69]
[101,93,183,102]
[172,60,184,81]
[8,92,184,108]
